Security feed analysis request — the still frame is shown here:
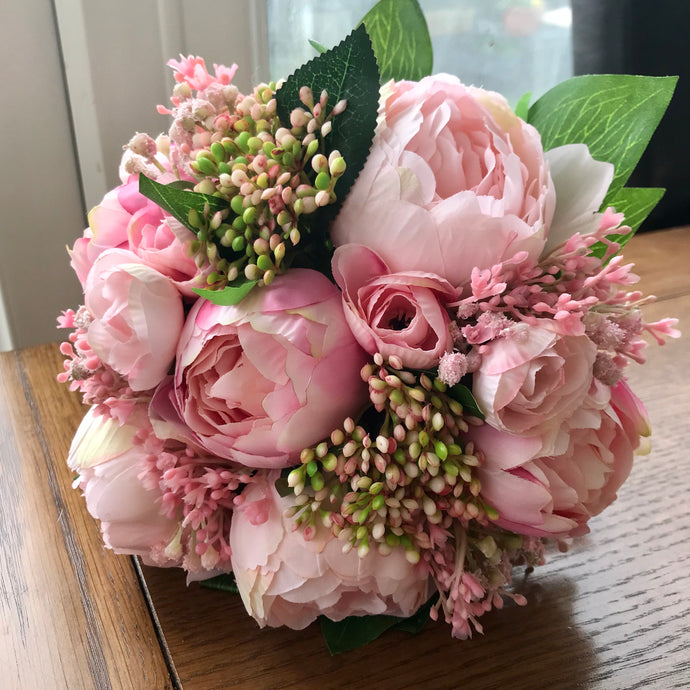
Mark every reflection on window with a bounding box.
[267,0,572,107]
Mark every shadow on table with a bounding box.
[142,565,596,690]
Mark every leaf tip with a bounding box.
[308,38,327,54]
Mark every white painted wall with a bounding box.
[0,0,85,350]
[0,0,268,350]
[58,0,270,210]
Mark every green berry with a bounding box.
[195,156,218,177]
[314,172,330,191]
[256,254,273,272]
[230,195,244,215]
[211,142,226,162]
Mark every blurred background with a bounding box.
[267,0,573,106]
[1,0,686,350]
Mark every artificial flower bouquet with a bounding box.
[59,0,679,652]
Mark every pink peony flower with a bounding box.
[71,175,199,294]
[85,249,185,391]
[68,406,178,559]
[230,476,431,629]
[472,321,596,451]
[330,75,556,286]
[474,381,639,537]
[150,269,369,468]
[332,244,457,369]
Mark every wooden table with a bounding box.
[2,228,689,690]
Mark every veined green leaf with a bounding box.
[192,279,258,306]
[590,187,665,258]
[164,179,195,191]
[138,174,228,233]
[276,25,380,220]
[604,186,666,234]
[528,75,677,192]
[360,0,433,82]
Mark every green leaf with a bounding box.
[514,91,532,121]
[391,594,437,634]
[165,179,196,191]
[360,0,433,82]
[276,24,380,219]
[138,174,228,233]
[192,279,258,305]
[319,595,436,654]
[528,75,677,192]
[604,186,666,235]
[200,573,239,594]
[309,38,327,54]
[447,383,485,420]
[320,614,400,654]
[589,187,665,258]
[274,473,293,498]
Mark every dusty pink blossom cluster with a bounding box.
[60,56,677,642]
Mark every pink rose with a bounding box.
[474,381,638,537]
[332,244,457,369]
[71,175,199,294]
[230,477,430,629]
[85,249,185,391]
[472,322,596,450]
[150,269,368,468]
[68,406,178,558]
[330,75,555,286]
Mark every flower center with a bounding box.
[388,311,412,330]
[375,294,416,332]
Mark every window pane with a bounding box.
[267,0,572,106]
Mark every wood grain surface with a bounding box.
[0,348,174,689]
[1,227,688,690]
